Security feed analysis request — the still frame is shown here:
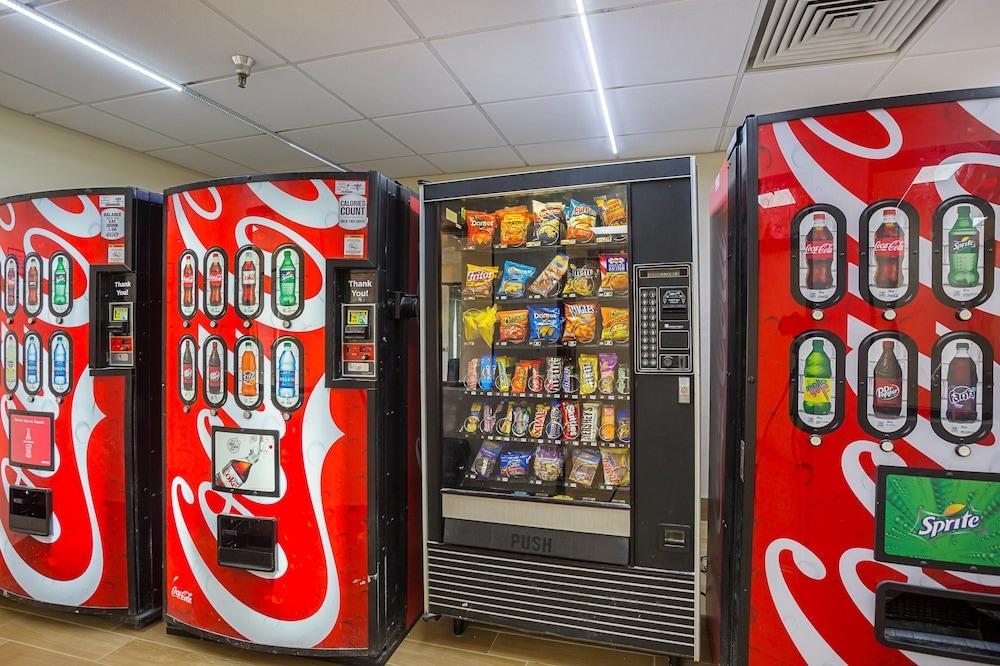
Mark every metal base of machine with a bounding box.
[0,589,161,628]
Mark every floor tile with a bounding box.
[490,631,655,666]
[99,638,238,665]
[389,640,526,666]
[405,618,499,653]
[1,639,99,665]
[0,612,131,661]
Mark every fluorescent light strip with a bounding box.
[0,0,182,92]
[576,0,618,155]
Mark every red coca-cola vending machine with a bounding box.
[0,188,163,625]
[162,173,422,661]
[708,86,1000,664]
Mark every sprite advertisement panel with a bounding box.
[880,468,1000,572]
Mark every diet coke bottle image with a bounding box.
[804,213,834,290]
[873,208,905,289]
[872,340,903,417]
[946,342,979,423]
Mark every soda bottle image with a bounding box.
[278,249,297,308]
[214,438,270,490]
[52,338,67,389]
[26,262,38,307]
[207,256,223,308]
[872,340,903,417]
[277,342,296,399]
[181,343,194,394]
[804,213,834,290]
[25,337,38,387]
[873,208,905,289]
[240,257,257,307]
[6,260,16,308]
[4,335,16,387]
[802,340,832,416]
[946,342,978,423]
[181,259,195,309]
[239,347,257,397]
[207,343,222,397]
[948,205,980,288]
[52,256,68,307]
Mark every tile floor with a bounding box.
[0,594,703,665]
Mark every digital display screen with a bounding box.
[212,428,279,497]
[347,309,368,326]
[876,466,1000,574]
[643,268,686,279]
[111,305,129,321]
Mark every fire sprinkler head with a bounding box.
[232,54,255,89]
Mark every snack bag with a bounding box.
[497,260,536,298]
[532,200,563,245]
[497,206,531,246]
[528,253,569,297]
[600,307,630,343]
[461,401,482,434]
[564,199,597,243]
[471,440,501,477]
[578,354,599,395]
[497,309,529,343]
[478,355,496,391]
[462,263,499,298]
[599,254,629,295]
[562,260,600,297]
[465,210,496,248]
[569,449,601,487]
[533,444,565,481]
[462,305,497,344]
[600,447,630,486]
[598,353,618,394]
[563,302,598,344]
[529,305,563,343]
[617,408,631,443]
[595,195,628,239]
[500,450,532,478]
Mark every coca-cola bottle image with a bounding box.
[946,342,978,423]
[872,340,903,417]
[207,343,222,397]
[26,263,38,307]
[181,343,194,394]
[240,258,256,307]
[804,213,834,290]
[6,260,16,308]
[873,208,905,289]
[181,259,195,309]
[207,256,223,308]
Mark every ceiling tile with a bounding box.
[147,145,255,178]
[608,78,736,135]
[197,135,326,172]
[41,0,283,84]
[94,89,258,144]
[343,155,440,179]
[396,0,575,37]
[190,67,358,132]
[483,92,604,145]
[0,12,161,102]
[375,106,504,154]
[281,120,412,163]
[300,43,468,117]
[0,71,74,114]
[728,59,895,126]
[589,0,760,87]
[515,137,613,166]
[908,0,1000,56]
[433,17,591,103]
[425,146,524,173]
[37,105,182,152]
[204,0,416,62]
[872,47,1000,99]
[618,128,720,159]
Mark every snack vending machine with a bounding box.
[163,173,421,662]
[421,158,701,659]
[708,86,1000,665]
[0,188,163,625]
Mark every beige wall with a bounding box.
[0,105,205,198]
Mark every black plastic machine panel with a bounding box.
[634,263,694,374]
[9,486,52,536]
[216,514,277,572]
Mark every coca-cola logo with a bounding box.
[170,586,193,604]
[804,241,834,256]
[952,237,977,252]
[949,385,976,406]
[874,384,900,400]
[873,239,904,254]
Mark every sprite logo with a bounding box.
[915,503,982,540]
[953,236,977,252]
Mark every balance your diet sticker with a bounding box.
[100,207,125,240]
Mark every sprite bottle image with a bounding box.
[802,340,832,415]
[948,205,980,288]
[278,249,297,308]
[52,256,68,306]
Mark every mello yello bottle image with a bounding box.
[948,205,980,288]
[803,340,832,416]
[52,257,68,307]
[278,249,297,308]
[946,343,978,423]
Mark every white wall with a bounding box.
[0,105,205,198]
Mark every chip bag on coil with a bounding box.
[497,309,529,343]
[569,448,601,487]
[528,305,563,343]
[462,305,497,345]
[533,444,565,482]
[500,450,532,478]
[595,195,628,239]
[600,306,629,343]
[562,259,600,297]
[471,440,501,477]
[497,260,536,298]
[564,199,597,243]
[562,302,597,344]
[598,254,629,296]
[465,210,496,248]
[527,253,569,297]
[497,206,532,246]
[532,200,563,245]
[600,447,630,486]
[462,263,499,298]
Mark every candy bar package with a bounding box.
[471,440,501,477]
[465,210,496,248]
[600,306,630,343]
[494,356,512,391]
[528,253,569,297]
[600,447,631,486]
[529,305,563,342]
[595,195,628,240]
[462,305,497,345]
[544,356,563,393]
[497,309,529,343]
[526,359,546,393]
[511,403,531,437]
[481,401,504,435]
[532,200,563,245]
[533,444,565,482]
[562,260,600,297]
[564,199,598,243]
[500,450,532,479]
[478,354,496,391]
[497,402,515,437]
[461,401,482,434]
[578,354,599,395]
[511,360,529,393]
[497,206,531,246]
[529,403,551,439]
[599,404,616,442]
[497,260,536,298]
[545,400,563,439]
[599,253,629,295]
[580,402,600,443]
[462,263,499,298]
[563,302,598,344]
[569,448,601,487]
[464,358,478,389]
[617,408,631,443]
[561,400,580,440]
[598,353,618,394]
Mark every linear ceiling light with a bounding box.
[575,0,618,155]
[0,0,182,92]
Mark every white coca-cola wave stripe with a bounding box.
[801,110,903,160]
[173,194,209,257]
[247,180,340,229]
[959,99,1000,136]
[1,204,14,231]
[31,196,101,238]
[182,188,223,221]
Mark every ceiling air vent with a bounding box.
[750,0,943,70]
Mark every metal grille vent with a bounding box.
[751,0,943,70]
